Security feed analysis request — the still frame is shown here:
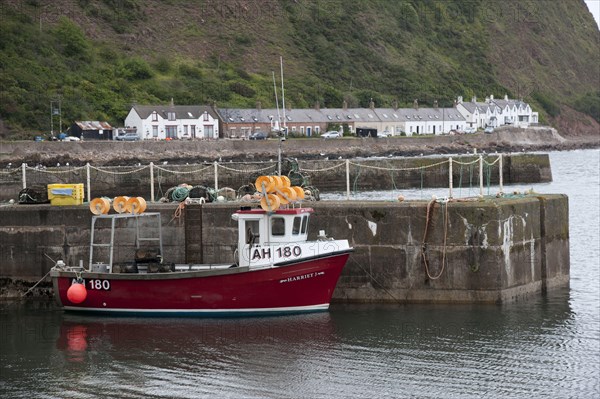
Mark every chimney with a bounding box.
[413,99,419,110]
[286,101,291,112]
[504,94,509,101]
[490,94,494,100]
[485,96,490,103]
[170,98,175,107]
[453,99,458,108]
[256,101,262,111]
[392,99,398,110]
[369,98,375,110]
[472,96,477,103]
[342,100,348,111]
[433,100,438,109]
[314,101,320,111]
[212,101,218,111]
[457,96,463,104]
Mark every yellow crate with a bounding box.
[50,196,84,206]
[47,183,84,201]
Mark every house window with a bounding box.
[168,112,176,121]
[152,112,158,122]
[183,125,188,135]
[152,126,158,137]
[191,125,196,138]
[166,126,177,138]
[300,127,305,135]
[204,125,214,139]
[203,112,209,121]
[314,126,320,134]
[291,126,296,132]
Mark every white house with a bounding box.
[124,102,220,140]
[456,95,539,129]
[490,95,539,127]
[375,101,466,136]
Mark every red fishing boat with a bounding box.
[50,206,352,316]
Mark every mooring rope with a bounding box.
[421,198,449,280]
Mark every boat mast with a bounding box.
[272,71,281,133]
[280,56,287,136]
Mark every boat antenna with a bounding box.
[272,71,282,134]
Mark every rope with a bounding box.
[22,269,52,298]
[217,163,277,173]
[168,202,186,225]
[90,165,149,175]
[154,164,213,174]
[421,198,449,280]
[349,257,403,303]
[0,168,20,175]
[483,156,501,166]
[349,159,448,172]
[171,186,190,202]
[299,162,345,173]
[28,165,86,174]
[352,164,362,194]
[452,158,480,166]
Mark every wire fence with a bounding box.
[0,154,508,203]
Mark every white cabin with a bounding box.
[232,207,350,269]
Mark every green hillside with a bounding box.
[0,0,598,138]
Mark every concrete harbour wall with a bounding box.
[0,195,568,303]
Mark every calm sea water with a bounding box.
[1,149,599,399]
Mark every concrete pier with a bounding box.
[0,195,569,303]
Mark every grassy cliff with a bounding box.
[0,0,598,138]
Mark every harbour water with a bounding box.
[1,149,599,398]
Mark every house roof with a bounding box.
[132,105,218,120]
[217,107,465,124]
[74,121,112,130]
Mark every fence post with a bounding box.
[346,159,350,200]
[86,163,91,202]
[150,162,155,203]
[499,154,504,194]
[479,154,484,197]
[21,163,26,189]
[214,161,219,192]
[448,157,453,199]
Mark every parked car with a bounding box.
[321,131,341,139]
[484,126,494,134]
[378,131,391,138]
[249,131,267,140]
[62,136,81,141]
[464,127,476,134]
[120,133,141,141]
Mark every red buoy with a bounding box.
[67,283,87,304]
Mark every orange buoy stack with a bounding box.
[113,196,130,213]
[89,197,111,215]
[254,175,306,211]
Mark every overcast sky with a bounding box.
[585,0,600,28]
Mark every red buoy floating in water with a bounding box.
[67,282,87,304]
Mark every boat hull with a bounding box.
[52,252,351,316]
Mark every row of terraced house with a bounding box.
[121,95,538,140]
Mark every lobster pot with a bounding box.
[47,183,85,206]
